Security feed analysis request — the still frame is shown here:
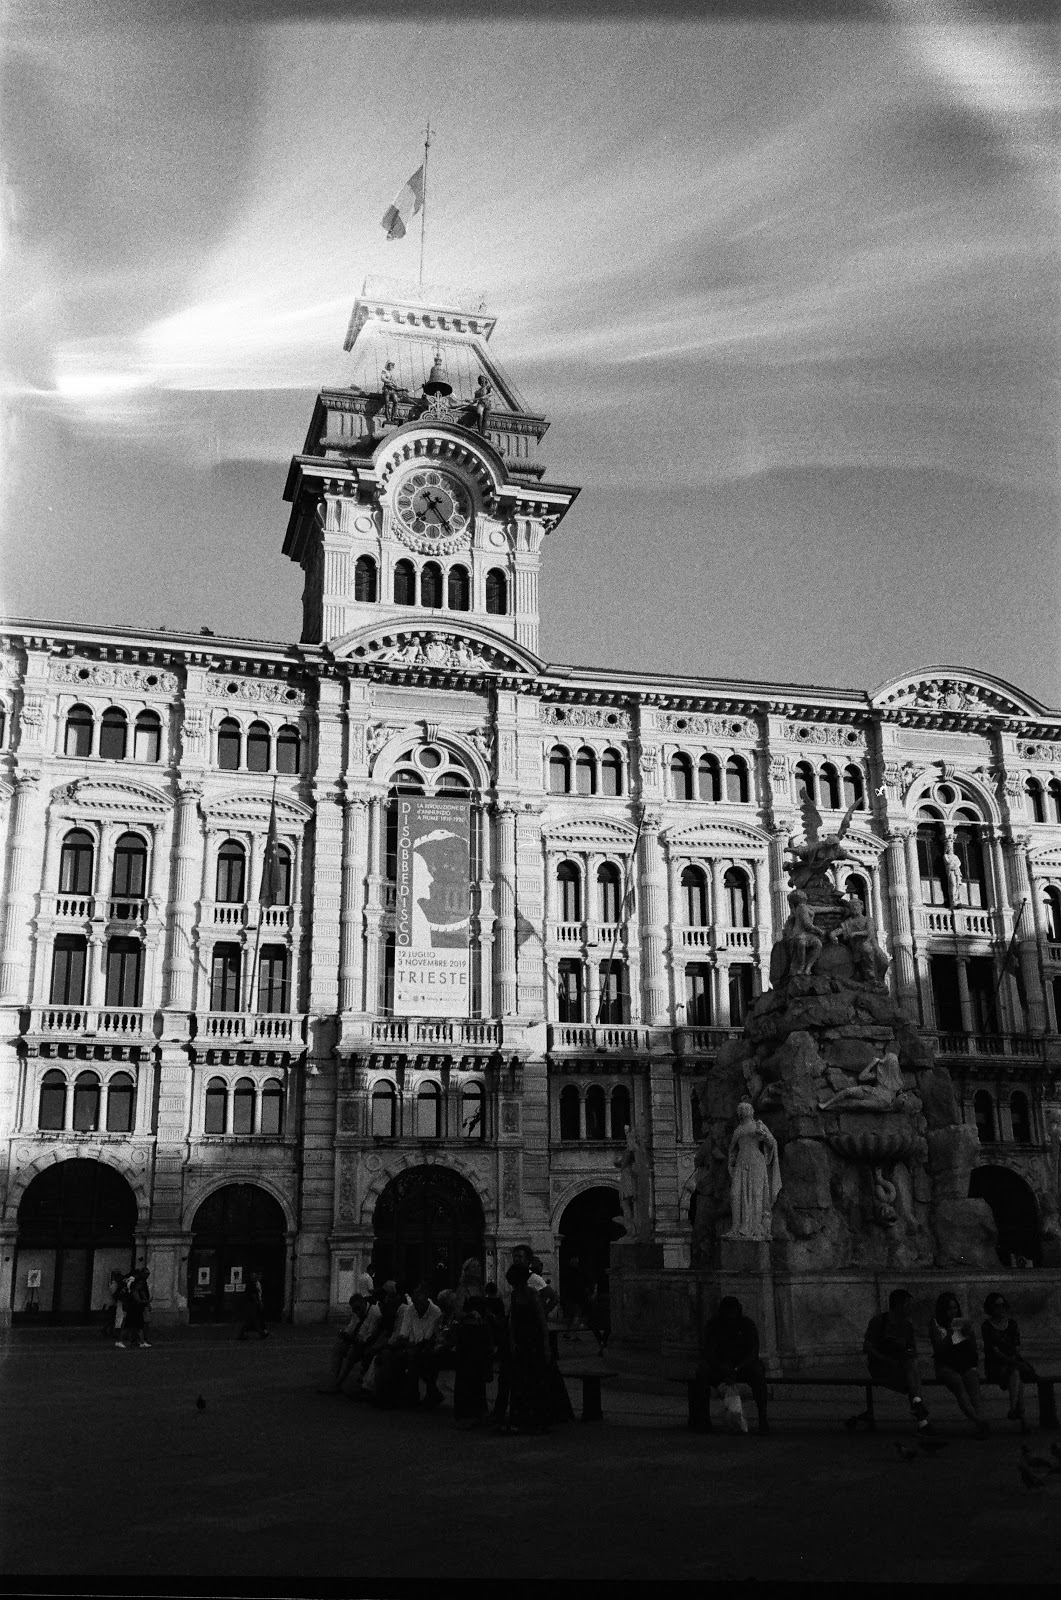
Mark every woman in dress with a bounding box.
[725,1102,782,1241]
[929,1292,987,1436]
[502,1263,550,1434]
[981,1292,1036,1432]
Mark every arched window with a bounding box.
[598,862,622,924]
[585,1084,606,1140]
[795,761,816,805]
[106,1071,135,1133]
[394,559,416,605]
[1045,887,1061,943]
[671,753,693,801]
[232,1077,255,1135]
[725,867,751,927]
[1026,778,1045,823]
[64,704,93,758]
[557,959,583,1022]
[557,861,582,923]
[685,964,711,1026]
[575,747,596,796]
[99,708,128,761]
[698,754,721,802]
[216,841,246,903]
[260,1079,284,1137]
[39,1070,67,1130]
[973,1090,996,1143]
[257,946,288,1013]
[112,833,147,899]
[461,1082,484,1139]
[274,845,293,907]
[217,718,241,771]
[104,938,142,1006]
[681,866,708,926]
[1010,1090,1031,1144]
[549,745,571,795]
[953,824,986,908]
[371,1082,397,1138]
[1050,780,1061,825]
[420,561,443,609]
[845,874,869,915]
[50,936,87,1004]
[610,1085,631,1141]
[842,765,865,810]
[133,711,162,764]
[438,771,470,792]
[59,829,94,895]
[354,554,377,603]
[416,1083,442,1139]
[559,1085,580,1141]
[601,748,623,797]
[72,1070,101,1132]
[210,943,242,1012]
[916,822,948,906]
[820,764,841,810]
[246,721,270,774]
[725,755,749,804]
[485,568,507,614]
[447,564,470,611]
[276,725,300,775]
[205,1077,228,1134]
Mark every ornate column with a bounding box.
[362,795,385,1013]
[638,811,668,1025]
[955,956,975,1036]
[0,773,42,1000]
[666,849,682,1018]
[494,803,518,1016]
[883,827,918,1015]
[751,854,771,984]
[339,794,369,1014]
[163,781,203,1014]
[476,802,495,1019]
[1006,832,1047,1033]
[767,825,791,940]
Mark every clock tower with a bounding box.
[282,278,580,656]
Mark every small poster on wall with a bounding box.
[197,1266,211,1287]
[229,1266,243,1286]
[26,1269,41,1289]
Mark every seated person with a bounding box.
[982,1292,1037,1430]
[929,1292,987,1437]
[319,1293,371,1393]
[378,1283,444,1409]
[863,1288,931,1432]
[693,1295,770,1436]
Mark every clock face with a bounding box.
[393,467,472,552]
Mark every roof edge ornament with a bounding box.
[870,666,1049,719]
[344,276,495,353]
[326,619,543,678]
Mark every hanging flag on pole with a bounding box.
[995,897,1028,1011]
[260,780,283,908]
[382,164,425,240]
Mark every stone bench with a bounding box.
[558,1361,620,1422]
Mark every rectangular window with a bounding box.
[967,956,999,1035]
[685,964,712,1026]
[50,936,87,1005]
[210,944,242,1012]
[728,963,754,1026]
[104,939,142,1007]
[598,961,630,1024]
[557,960,583,1023]
[930,955,962,1033]
[257,946,289,1013]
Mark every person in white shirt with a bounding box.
[320,1293,378,1393]
[388,1283,445,1407]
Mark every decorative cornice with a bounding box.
[50,776,173,817]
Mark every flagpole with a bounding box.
[419,119,431,291]
[597,802,647,1027]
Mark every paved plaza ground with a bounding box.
[1,1324,1058,1590]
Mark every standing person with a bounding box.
[484,1283,511,1426]
[237,1271,269,1341]
[105,1269,126,1344]
[693,1296,770,1436]
[122,1269,152,1349]
[503,1262,550,1435]
[929,1293,986,1436]
[981,1292,1037,1432]
[452,1295,493,1429]
[863,1288,931,1434]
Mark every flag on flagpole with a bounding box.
[260,784,283,908]
[382,165,425,240]
[996,898,1028,1010]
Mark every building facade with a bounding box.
[2,278,1060,1325]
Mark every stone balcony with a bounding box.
[933,1032,1046,1062]
[193,1011,305,1045]
[917,906,997,938]
[28,1005,156,1040]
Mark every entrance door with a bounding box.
[14,1160,138,1322]
[188,1185,288,1322]
[969,1165,1042,1267]
[558,1186,624,1319]
[372,1166,484,1297]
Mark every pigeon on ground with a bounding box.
[195,1395,206,1412]
[894,1441,919,1462]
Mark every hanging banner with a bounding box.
[395,797,471,1016]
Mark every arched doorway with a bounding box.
[372,1166,485,1297]
[969,1165,1042,1267]
[557,1185,624,1318]
[188,1184,288,1323]
[14,1160,138,1321]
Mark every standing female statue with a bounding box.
[725,1102,782,1242]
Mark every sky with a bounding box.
[2,0,1059,705]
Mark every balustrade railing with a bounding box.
[107,898,150,922]
[934,1032,1045,1060]
[30,1006,153,1037]
[50,893,93,919]
[547,1023,649,1052]
[197,1012,302,1043]
[674,1025,746,1053]
[369,1018,503,1047]
[921,907,995,937]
